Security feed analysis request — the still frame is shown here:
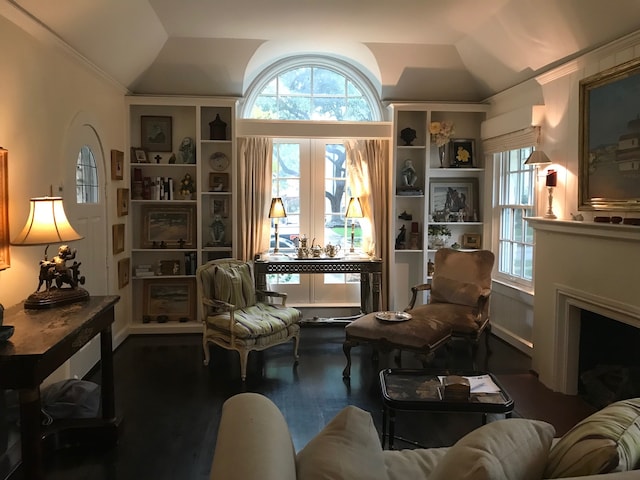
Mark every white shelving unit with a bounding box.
[388,103,489,310]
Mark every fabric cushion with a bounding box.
[428,418,555,480]
[430,275,484,307]
[383,447,449,480]
[296,405,389,480]
[213,261,255,308]
[545,398,640,478]
[206,303,301,339]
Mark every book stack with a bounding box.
[135,264,155,278]
[443,375,470,401]
[184,252,197,275]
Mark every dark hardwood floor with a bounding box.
[2,324,596,480]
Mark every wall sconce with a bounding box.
[268,197,287,254]
[11,196,88,309]
[544,169,558,219]
[345,197,363,254]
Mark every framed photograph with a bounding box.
[429,178,478,221]
[117,257,130,289]
[209,172,230,192]
[141,115,172,152]
[143,278,197,322]
[111,149,124,180]
[462,233,482,249]
[112,223,125,254]
[210,197,229,218]
[131,147,149,163]
[117,188,129,217]
[579,58,640,211]
[141,204,196,248]
[450,138,475,168]
[0,148,10,271]
[159,259,181,276]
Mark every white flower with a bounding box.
[430,121,455,147]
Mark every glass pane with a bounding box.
[512,243,523,277]
[262,78,277,95]
[524,210,535,242]
[312,67,345,95]
[499,240,511,274]
[278,96,311,120]
[347,80,363,97]
[280,67,311,94]
[500,208,512,240]
[514,209,524,242]
[76,145,98,204]
[345,97,372,121]
[524,245,534,280]
[267,273,300,285]
[252,96,277,119]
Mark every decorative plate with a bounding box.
[375,311,412,322]
[209,152,229,171]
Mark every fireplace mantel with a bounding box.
[526,217,640,241]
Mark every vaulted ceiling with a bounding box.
[10,0,640,102]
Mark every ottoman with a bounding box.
[342,312,452,378]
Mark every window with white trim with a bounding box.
[494,146,535,286]
[76,145,98,204]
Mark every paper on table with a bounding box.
[466,375,501,393]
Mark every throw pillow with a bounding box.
[430,275,483,307]
[296,405,389,480]
[428,418,555,480]
[545,397,640,478]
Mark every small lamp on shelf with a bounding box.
[544,169,558,219]
[269,197,287,254]
[345,197,363,254]
[11,195,88,309]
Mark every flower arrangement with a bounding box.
[428,224,452,237]
[180,173,195,197]
[429,121,455,147]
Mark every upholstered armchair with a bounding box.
[405,248,495,355]
[196,259,302,381]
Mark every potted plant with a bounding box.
[427,224,451,249]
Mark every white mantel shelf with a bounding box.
[526,217,640,242]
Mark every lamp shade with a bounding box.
[524,150,551,165]
[346,197,363,218]
[268,197,287,219]
[11,197,83,245]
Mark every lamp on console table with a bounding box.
[269,197,287,254]
[11,195,89,309]
[544,169,558,219]
[346,197,363,254]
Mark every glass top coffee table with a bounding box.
[379,368,514,449]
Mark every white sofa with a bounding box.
[210,393,640,480]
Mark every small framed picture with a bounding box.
[450,138,475,168]
[117,188,129,217]
[131,147,149,163]
[111,149,124,180]
[117,257,130,289]
[209,172,229,192]
[112,223,125,254]
[210,197,229,218]
[143,278,197,322]
[160,259,181,276]
[462,233,482,249]
[141,115,172,152]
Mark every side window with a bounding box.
[76,145,98,204]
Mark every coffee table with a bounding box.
[379,368,514,449]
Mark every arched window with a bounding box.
[243,57,381,121]
[76,145,98,203]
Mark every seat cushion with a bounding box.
[296,405,389,480]
[345,313,451,350]
[206,303,301,339]
[545,397,640,478]
[409,303,482,335]
[428,418,555,480]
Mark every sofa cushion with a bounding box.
[545,398,640,478]
[428,418,555,480]
[383,447,449,480]
[296,405,389,480]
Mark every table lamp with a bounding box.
[544,169,558,219]
[345,197,363,253]
[11,196,89,309]
[269,197,287,254]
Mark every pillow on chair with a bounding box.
[213,262,255,307]
[431,276,483,307]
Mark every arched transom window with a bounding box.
[76,145,98,203]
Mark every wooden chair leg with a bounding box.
[342,340,355,378]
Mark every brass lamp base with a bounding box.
[24,287,90,309]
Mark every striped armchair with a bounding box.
[196,259,302,381]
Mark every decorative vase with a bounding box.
[209,114,227,140]
[438,144,448,168]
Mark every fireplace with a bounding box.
[528,218,640,394]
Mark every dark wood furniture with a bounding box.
[254,257,383,314]
[379,368,514,449]
[0,295,120,480]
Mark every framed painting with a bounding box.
[579,58,640,211]
[141,204,196,248]
[210,197,229,218]
[429,177,478,222]
[112,223,125,254]
[450,138,475,168]
[462,233,482,249]
[117,188,129,217]
[141,115,172,152]
[117,257,130,289]
[143,278,196,322]
[209,172,229,192]
[111,149,124,180]
[0,148,9,270]
[131,147,149,163]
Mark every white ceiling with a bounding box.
[10,0,640,101]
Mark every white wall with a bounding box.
[0,14,129,344]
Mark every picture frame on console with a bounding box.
[579,58,640,211]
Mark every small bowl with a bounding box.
[0,325,14,342]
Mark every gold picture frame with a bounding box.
[111,149,124,180]
[112,223,125,254]
[0,148,9,270]
[143,278,196,322]
[579,58,640,211]
[117,257,130,289]
[462,233,482,249]
[141,204,196,248]
[117,188,129,216]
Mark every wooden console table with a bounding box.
[254,257,382,313]
[0,295,120,480]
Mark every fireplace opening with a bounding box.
[578,310,640,408]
